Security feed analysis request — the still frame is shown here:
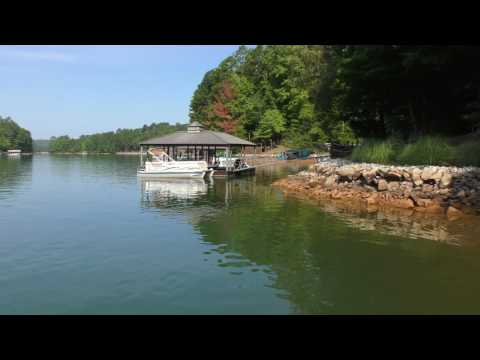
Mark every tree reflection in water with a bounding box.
[140,163,480,314]
[0,154,33,201]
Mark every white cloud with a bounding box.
[0,46,77,63]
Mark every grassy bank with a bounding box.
[350,135,480,167]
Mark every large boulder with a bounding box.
[411,168,423,186]
[439,172,453,189]
[387,181,400,192]
[336,166,355,179]
[377,179,388,191]
[386,169,403,181]
[390,198,415,209]
[361,168,377,184]
[324,175,338,189]
[446,206,463,220]
[421,166,443,182]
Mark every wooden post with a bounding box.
[227,146,231,172]
[140,145,143,166]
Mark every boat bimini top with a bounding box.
[148,148,174,162]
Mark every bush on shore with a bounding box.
[350,135,480,167]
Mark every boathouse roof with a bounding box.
[139,122,256,147]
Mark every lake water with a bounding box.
[2,154,480,314]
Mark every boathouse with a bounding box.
[139,122,257,176]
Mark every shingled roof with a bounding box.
[139,122,255,146]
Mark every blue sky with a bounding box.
[0,45,245,139]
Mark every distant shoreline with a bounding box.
[27,152,146,155]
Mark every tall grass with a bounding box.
[350,135,479,166]
[453,140,480,167]
[396,136,455,165]
[350,139,397,164]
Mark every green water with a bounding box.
[1,154,480,314]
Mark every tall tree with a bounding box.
[0,116,33,152]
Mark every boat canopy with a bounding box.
[139,122,255,147]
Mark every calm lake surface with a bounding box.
[2,154,480,314]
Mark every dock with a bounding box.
[138,122,258,178]
[211,166,256,177]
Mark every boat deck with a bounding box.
[210,166,256,177]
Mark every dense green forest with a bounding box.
[49,122,187,153]
[0,116,33,152]
[190,45,480,147]
[48,45,480,162]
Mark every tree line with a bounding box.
[0,116,33,152]
[49,122,187,153]
[189,45,480,147]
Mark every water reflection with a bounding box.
[4,155,480,314]
[138,163,480,314]
[0,155,33,200]
[47,154,138,185]
[141,179,209,201]
[283,192,480,247]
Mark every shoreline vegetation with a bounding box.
[349,134,480,167]
[38,46,480,165]
[0,117,32,153]
[47,122,187,153]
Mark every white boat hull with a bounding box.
[138,170,206,178]
[137,160,211,178]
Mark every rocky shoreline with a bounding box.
[273,159,480,220]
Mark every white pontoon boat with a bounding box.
[137,148,213,178]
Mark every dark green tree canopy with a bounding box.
[190,45,480,146]
[0,116,33,152]
[49,122,187,153]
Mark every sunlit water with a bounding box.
[1,154,480,314]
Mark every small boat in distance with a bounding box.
[137,148,212,178]
[7,149,22,156]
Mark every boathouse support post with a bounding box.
[227,146,231,172]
